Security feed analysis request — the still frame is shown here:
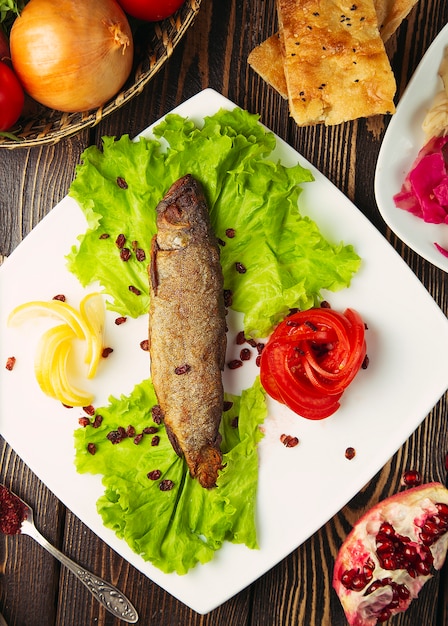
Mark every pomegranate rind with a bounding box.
[333,482,448,626]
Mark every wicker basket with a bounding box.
[0,0,202,149]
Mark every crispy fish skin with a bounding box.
[149,174,227,489]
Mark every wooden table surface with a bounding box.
[1,1,447,624]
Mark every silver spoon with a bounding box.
[0,485,138,623]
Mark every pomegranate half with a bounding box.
[333,482,448,625]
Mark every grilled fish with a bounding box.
[148,174,227,489]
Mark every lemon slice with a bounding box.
[79,292,105,378]
[53,341,94,407]
[34,324,93,407]
[8,300,89,339]
[9,293,103,406]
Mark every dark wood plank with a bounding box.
[0,0,447,624]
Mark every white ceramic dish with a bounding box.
[1,89,448,615]
[375,23,448,272]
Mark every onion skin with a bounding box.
[10,0,134,113]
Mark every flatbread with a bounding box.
[248,33,289,99]
[376,0,419,41]
[275,0,396,125]
[248,34,289,99]
[248,0,418,124]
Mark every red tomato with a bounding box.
[0,61,24,131]
[116,0,185,21]
[259,307,367,419]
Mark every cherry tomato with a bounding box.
[259,307,367,419]
[0,61,24,131]
[116,0,185,21]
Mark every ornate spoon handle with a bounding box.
[23,519,138,623]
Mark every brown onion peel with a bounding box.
[10,0,134,113]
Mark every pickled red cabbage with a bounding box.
[394,135,448,224]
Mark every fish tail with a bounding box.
[189,446,224,489]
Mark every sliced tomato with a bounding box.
[259,306,367,419]
[260,338,342,419]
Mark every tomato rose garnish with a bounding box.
[259,307,367,419]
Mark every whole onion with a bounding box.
[10,0,134,113]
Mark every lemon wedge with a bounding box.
[34,324,94,407]
[8,300,89,339]
[79,292,105,379]
[9,293,104,406]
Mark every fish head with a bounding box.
[155,175,211,248]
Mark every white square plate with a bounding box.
[1,89,448,614]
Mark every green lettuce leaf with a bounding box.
[74,377,266,575]
[67,107,360,337]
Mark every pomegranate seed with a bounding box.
[128,285,141,295]
[107,430,124,444]
[126,425,136,437]
[366,580,383,594]
[223,401,233,411]
[402,469,422,487]
[230,416,239,428]
[52,294,66,302]
[240,348,251,361]
[377,609,391,622]
[256,342,265,354]
[147,470,162,481]
[236,331,246,345]
[235,262,246,274]
[345,447,356,460]
[151,405,164,424]
[115,233,126,248]
[397,584,410,600]
[217,238,225,247]
[99,233,110,239]
[102,347,113,358]
[140,339,149,351]
[133,434,143,445]
[92,414,103,428]
[362,354,369,369]
[255,355,261,367]
[115,316,127,325]
[83,405,95,416]
[116,177,128,189]
[225,228,236,238]
[143,426,158,434]
[87,443,96,455]
[340,568,369,591]
[5,356,16,371]
[280,434,299,448]
[227,359,243,370]
[136,248,146,261]
[120,248,131,261]
[78,417,90,427]
[151,436,160,446]
[320,300,331,308]
[159,479,174,491]
[436,502,448,517]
